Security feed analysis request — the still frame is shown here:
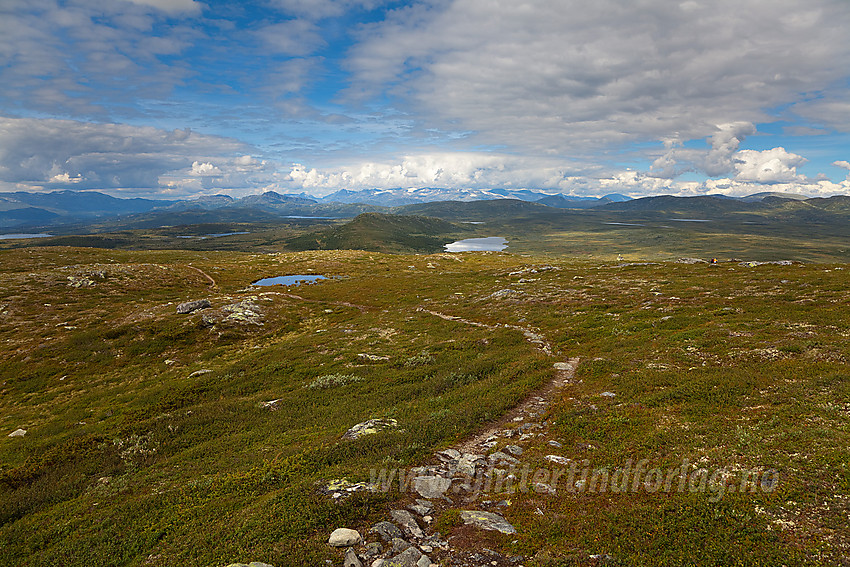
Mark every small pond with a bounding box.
[445,237,508,252]
[0,233,53,240]
[252,275,327,286]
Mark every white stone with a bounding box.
[8,428,26,438]
[328,528,362,547]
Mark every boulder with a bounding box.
[460,510,517,534]
[328,528,362,547]
[176,299,211,314]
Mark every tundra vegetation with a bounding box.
[0,214,848,566]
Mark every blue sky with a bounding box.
[1,0,849,199]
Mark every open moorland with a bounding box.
[1,231,848,566]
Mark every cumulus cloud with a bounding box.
[190,161,223,176]
[733,148,807,184]
[278,152,597,195]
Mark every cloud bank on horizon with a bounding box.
[1,0,849,199]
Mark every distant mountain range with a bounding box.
[0,187,822,231]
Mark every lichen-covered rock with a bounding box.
[383,547,422,567]
[460,510,517,534]
[177,299,211,314]
[342,418,398,440]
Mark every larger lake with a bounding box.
[445,237,508,252]
[0,233,53,240]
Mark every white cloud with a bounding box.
[834,160,850,170]
[190,161,222,176]
[256,20,325,56]
[347,0,850,157]
[733,147,807,183]
[125,0,202,15]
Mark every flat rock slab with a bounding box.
[390,509,424,539]
[413,475,451,499]
[460,510,517,534]
[343,418,399,440]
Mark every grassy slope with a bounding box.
[0,247,848,566]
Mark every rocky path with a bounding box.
[321,307,582,567]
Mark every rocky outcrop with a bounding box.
[177,299,211,314]
[342,418,399,440]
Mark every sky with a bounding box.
[1,0,850,200]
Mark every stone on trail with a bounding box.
[369,521,404,542]
[342,418,399,440]
[413,475,451,499]
[176,299,211,314]
[503,444,523,456]
[328,528,362,547]
[390,509,424,539]
[460,510,517,534]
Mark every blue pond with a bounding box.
[252,275,327,286]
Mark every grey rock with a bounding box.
[414,499,433,514]
[344,548,362,567]
[8,428,26,438]
[548,440,563,448]
[384,547,422,567]
[503,444,523,456]
[413,475,451,499]
[436,448,460,461]
[391,538,412,554]
[600,391,616,398]
[460,510,517,534]
[488,451,519,466]
[407,502,431,516]
[328,528,362,547]
[371,561,385,567]
[416,556,431,567]
[248,563,274,567]
[176,299,211,314]
[390,509,424,539]
[369,521,404,542]
[342,418,399,440]
[363,542,383,558]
